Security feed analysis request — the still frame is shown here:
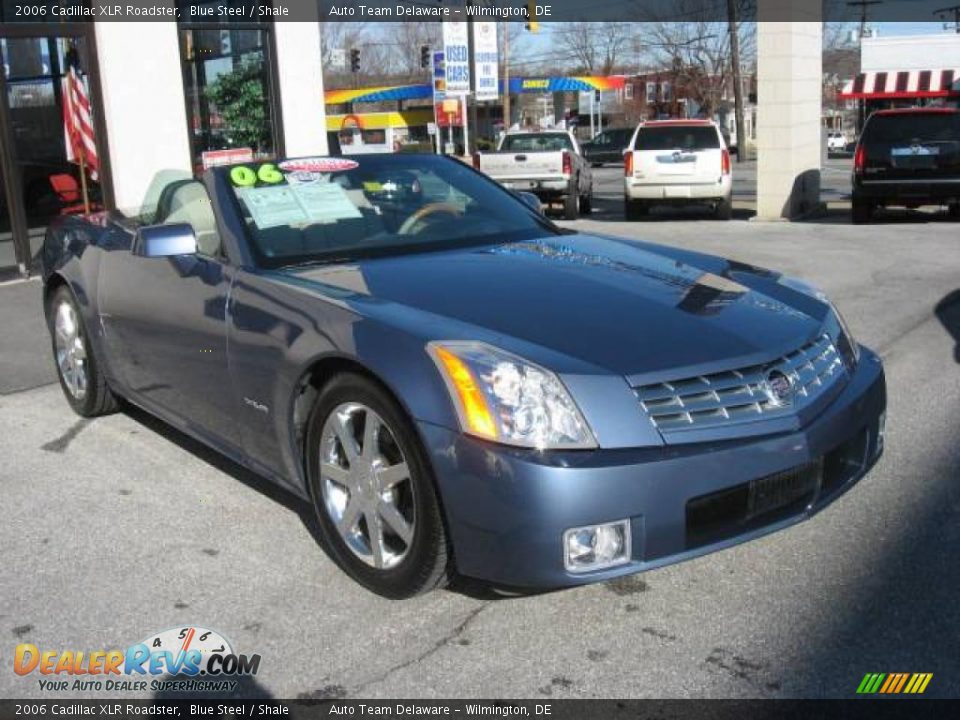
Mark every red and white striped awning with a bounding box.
[839,69,960,100]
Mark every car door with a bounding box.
[97,180,243,452]
[611,129,631,164]
[597,131,616,163]
[589,131,609,163]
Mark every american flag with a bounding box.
[62,47,99,181]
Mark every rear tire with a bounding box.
[579,191,592,214]
[714,196,733,221]
[48,285,118,418]
[852,198,873,224]
[625,198,648,221]
[948,203,960,219]
[306,372,452,598]
[563,191,579,220]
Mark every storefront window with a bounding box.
[177,0,278,168]
[1,32,100,274]
[361,129,386,145]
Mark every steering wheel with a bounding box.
[397,202,463,235]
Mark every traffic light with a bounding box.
[525,0,539,32]
[350,48,360,73]
[420,45,430,69]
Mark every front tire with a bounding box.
[306,373,451,598]
[48,285,118,417]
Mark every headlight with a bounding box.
[818,293,860,369]
[427,341,597,450]
[782,276,860,370]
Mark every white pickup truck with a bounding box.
[474,130,593,219]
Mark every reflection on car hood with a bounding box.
[280,233,827,377]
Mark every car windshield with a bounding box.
[635,125,720,151]
[500,133,573,152]
[223,154,555,268]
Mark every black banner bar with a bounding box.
[1,700,958,720]
[0,0,956,24]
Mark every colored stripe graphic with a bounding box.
[857,673,932,694]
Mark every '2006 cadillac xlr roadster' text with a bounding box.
[42,154,885,598]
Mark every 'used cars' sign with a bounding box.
[442,21,470,94]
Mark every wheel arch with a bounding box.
[43,272,70,318]
[288,352,457,576]
[288,353,431,494]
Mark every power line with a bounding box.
[934,4,960,32]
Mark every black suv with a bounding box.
[852,108,960,224]
[581,127,635,167]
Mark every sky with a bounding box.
[874,21,955,35]
[509,21,953,64]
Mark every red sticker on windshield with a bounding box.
[278,158,358,173]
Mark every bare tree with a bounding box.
[550,23,639,75]
[640,1,756,119]
[320,22,393,87]
[382,22,443,81]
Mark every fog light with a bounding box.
[563,520,631,573]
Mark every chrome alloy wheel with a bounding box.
[54,300,88,401]
[319,402,416,569]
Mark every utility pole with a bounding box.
[467,10,477,155]
[727,0,747,161]
[847,0,883,41]
[935,4,960,32]
[501,21,510,133]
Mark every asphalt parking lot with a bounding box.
[2,170,959,700]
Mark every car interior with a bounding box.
[156,180,222,258]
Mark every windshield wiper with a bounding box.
[276,256,356,270]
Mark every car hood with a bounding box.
[279,233,827,379]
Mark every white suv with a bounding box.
[623,120,732,220]
[827,132,847,154]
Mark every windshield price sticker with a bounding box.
[278,158,359,173]
[229,160,358,189]
[236,183,361,229]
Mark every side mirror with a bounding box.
[135,223,197,258]
[517,191,543,215]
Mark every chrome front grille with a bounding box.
[635,334,846,432]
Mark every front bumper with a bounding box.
[419,347,886,588]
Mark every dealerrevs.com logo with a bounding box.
[13,626,261,694]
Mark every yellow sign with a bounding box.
[325,109,434,133]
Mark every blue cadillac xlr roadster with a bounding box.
[42,154,886,597]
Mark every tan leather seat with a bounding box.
[164,182,221,257]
